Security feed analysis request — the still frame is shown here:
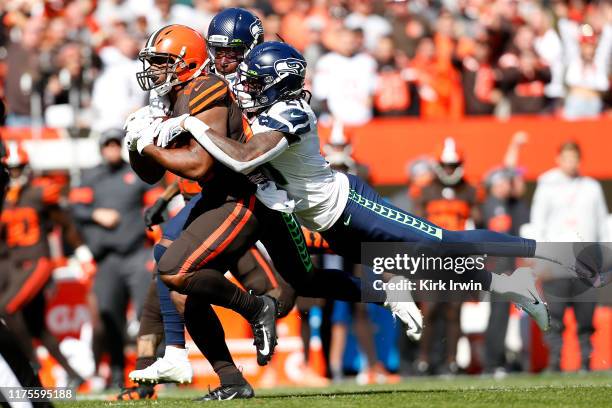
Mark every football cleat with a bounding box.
[250,295,278,366]
[129,347,193,385]
[491,267,550,332]
[114,384,157,400]
[383,277,423,341]
[194,383,255,401]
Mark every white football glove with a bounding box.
[155,114,190,148]
[125,106,154,133]
[149,89,172,116]
[124,130,140,152]
[136,118,163,154]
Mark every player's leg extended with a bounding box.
[256,202,362,302]
[323,174,535,261]
[323,174,549,330]
[157,195,279,365]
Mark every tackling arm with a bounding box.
[183,116,291,174]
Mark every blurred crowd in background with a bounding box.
[0,0,611,391]
[0,0,611,131]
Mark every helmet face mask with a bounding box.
[137,48,187,95]
[234,42,307,112]
[234,64,270,112]
[137,25,207,96]
[206,8,264,78]
[211,46,246,76]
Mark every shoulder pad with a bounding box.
[257,101,312,136]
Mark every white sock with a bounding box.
[164,345,188,361]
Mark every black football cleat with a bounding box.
[114,384,157,400]
[195,383,255,401]
[250,295,278,366]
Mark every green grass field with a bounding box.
[57,372,612,407]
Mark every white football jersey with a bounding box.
[250,99,349,231]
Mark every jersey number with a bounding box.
[1,207,41,247]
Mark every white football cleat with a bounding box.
[129,347,193,385]
[491,267,550,332]
[383,277,423,341]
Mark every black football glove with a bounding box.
[144,197,169,230]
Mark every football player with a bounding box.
[129,16,430,385]
[412,138,478,376]
[127,20,381,400]
[155,41,608,332]
[0,142,95,388]
[127,22,276,400]
[118,10,296,401]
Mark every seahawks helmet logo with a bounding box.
[250,21,264,39]
[275,59,306,77]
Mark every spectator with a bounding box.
[530,7,565,111]
[313,26,377,126]
[372,36,418,117]
[408,36,463,119]
[497,25,552,115]
[454,34,502,116]
[4,17,45,126]
[531,141,608,372]
[91,31,144,132]
[563,25,610,119]
[412,138,478,376]
[70,129,158,388]
[345,0,392,52]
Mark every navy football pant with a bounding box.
[154,193,203,347]
[322,175,536,288]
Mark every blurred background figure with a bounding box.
[313,26,377,126]
[322,122,399,385]
[481,132,530,377]
[563,24,610,120]
[412,138,478,376]
[531,141,608,372]
[0,141,93,387]
[69,129,157,389]
[4,17,45,127]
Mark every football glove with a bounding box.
[136,118,163,154]
[155,114,190,148]
[74,245,96,291]
[144,197,169,230]
[124,106,158,133]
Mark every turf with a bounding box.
[59,372,612,407]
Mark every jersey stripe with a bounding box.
[178,196,255,274]
[188,81,224,108]
[5,257,53,314]
[249,248,279,288]
[190,88,227,114]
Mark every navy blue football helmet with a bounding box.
[206,8,264,69]
[234,41,307,112]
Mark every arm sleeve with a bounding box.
[184,116,289,174]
